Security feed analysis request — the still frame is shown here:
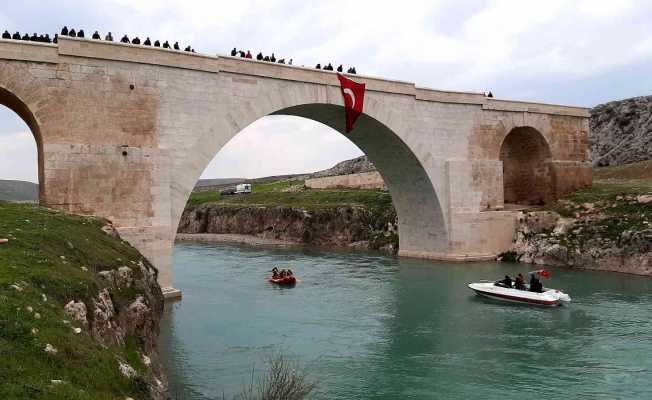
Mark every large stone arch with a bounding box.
[171,100,449,261]
[0,85,44,202]
[499,126,553,205]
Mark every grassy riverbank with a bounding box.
[0,202,157,400]
[183,179,398,251]
[545,162,651,241]
[188,179,394,215]
[507,161,651,273]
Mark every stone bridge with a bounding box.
[0,37,591,297]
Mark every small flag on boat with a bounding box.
[534,269,551,278]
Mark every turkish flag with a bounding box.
[337,73,365,132]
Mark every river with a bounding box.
[159,242,652,399]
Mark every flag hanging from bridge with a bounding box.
[337,73,365,133]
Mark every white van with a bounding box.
[235,183,252,194]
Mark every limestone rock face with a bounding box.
[64,300,88,325]
[310,156,376,178]
[91,288,125,346]
[590,96,652,166]
[178,204,398,252]
[510,212,652,275]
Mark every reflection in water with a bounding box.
[159,243,652,400]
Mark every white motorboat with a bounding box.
[468,279,571,307]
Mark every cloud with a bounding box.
[200,116,363,179]
[0,131,38,183]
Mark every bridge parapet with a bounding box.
[1,37,589,117]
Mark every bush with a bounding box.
[237,354,316,400]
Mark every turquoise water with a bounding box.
[159,243,652,399]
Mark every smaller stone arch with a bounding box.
[0,86,44,202]
[499,126,553,206]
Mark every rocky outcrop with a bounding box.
[590,96,652,167]
[507,211,652,275]
[178,204,398,252]
[68,257,166,398]
[311,156,376,178]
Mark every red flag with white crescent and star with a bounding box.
[337,73,365,133]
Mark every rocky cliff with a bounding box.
[590,95,652,167]
[178,204,398,252]
[502,192,652,275]
[0,202,167,400]
[310,155,376,178]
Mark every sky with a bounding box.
[1,0,652,182]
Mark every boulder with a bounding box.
[637,195,652,204]
[64,300,88,324]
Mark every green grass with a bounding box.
[0,202,153,400]
[187,190,221,206]
[542,176,652,251]
[188,179,394,214]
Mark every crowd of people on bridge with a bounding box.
[2,29,55,43]
[231,48,294,65]
[230,47,357,74]
[3,28,360,74]
[2,26,197,52]
[315,63,356,74]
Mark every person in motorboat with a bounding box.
[514,273,526,290]
[529,274,543,293]
[495,275,513,288]
[271,267,279,279]
[287,269,293,277]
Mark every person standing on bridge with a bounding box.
[121,35,130,44]
[132,37,141,45]
[163,40,170,48]
[2,30,10,39]
[315,63,321,69]
[270,53,276,62]
[256,52,263,60]
[154,39,160,47]
[231,47,237,56]
[173,41,180,50]
[144,37,151,46]
[78,29,85,38]
[61,26,69,36]
[105,32,114,41]
[92,31,101,40]
[12,31,20,40]
[246,50,252,59]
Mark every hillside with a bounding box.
[505,160,652,275]
[0,179,38,202]
[181,179,398,251]
[0,202,166,399]
[591,95,652,167]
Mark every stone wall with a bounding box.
[305,171,386,190]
